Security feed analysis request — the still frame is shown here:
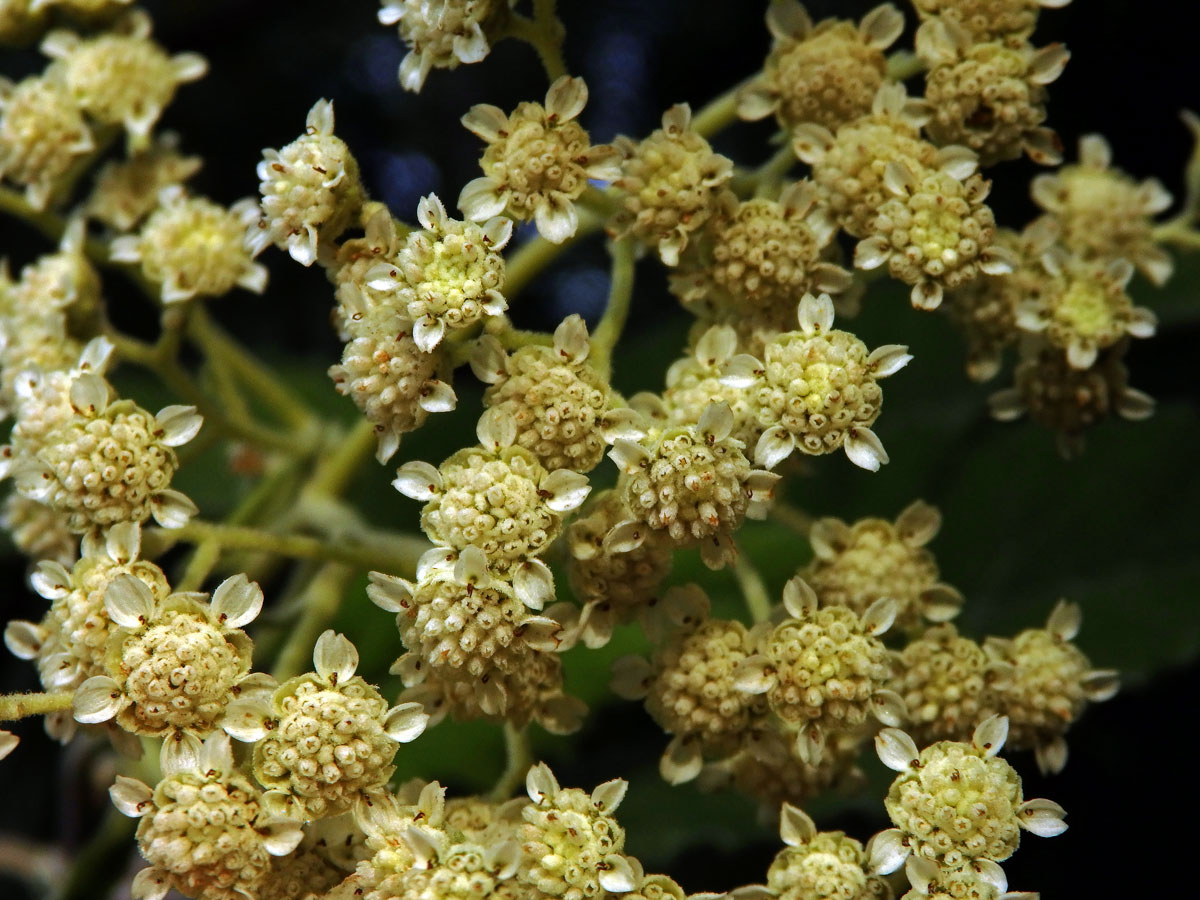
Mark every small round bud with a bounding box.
[892,624,995,746]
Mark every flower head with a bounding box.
[612,104,733,265]
[459,76,619,243]
[379,0,513,92]
[738,1,905,131]
[0,73,94,210]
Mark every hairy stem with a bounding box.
[691,84,744,139]
[733,546,772,624]
[0,691,75,721]
[488,723,533,801]
[271,563,354,680]
[507,0,568,82]
[589,238,636,380]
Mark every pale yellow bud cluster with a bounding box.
[982,601,1118,773]
[606,401,778,569]
[662,325,764,448]
[768,805,891,900]
[4,524,166,740]
[892,624,994,746]
[366,193,511,351]
[729,293,910,472]
[0,493,76,565]
[944,227,1037,382]
[251,99,364,267]
[612,104,734,265]
[475,315,613,473]
[612,587,767,782]
[1030,135,1174,286]
[802,500,963,632]
[735,578,902,762]
[0,73,93,209]
[738,1,904,131]
[379,0,511,92]
[917,17,1068,166]
[112,733,305,900]
[226,632,428,821]
[567,491,673,648]
[40,10,206,150]
[520,763,637,900]
[989,336,1152,457]
[110,186,267,304]
[10,373,201,532]
[669,182,851,331]
[874,718,1065,870]
[460,76,619,244]
[85,132,203,231]
[701,728,867,816]
[908,0,1069,43]
[794,84,941,240]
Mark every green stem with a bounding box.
[691,83,743,139]
[1153,219,1200,249]
[188,305,316,430]
[49,809,136,900]
[488,723,533,801]
[506,1,567,82]
[589,238,636,381]
[770,501,815,536]
[165,519,428,577]
[270,563,354,680]
[302,418,378,499]
[106,329,302,454]
[0,691,74,721]
[495,326,554,351]
[176,537,222,592]
[732,545,772,624]
[505,209,604,299]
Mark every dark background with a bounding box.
[2,1,1198,898]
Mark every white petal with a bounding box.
[797,292,835,334]
[416,192,447,231]
[4,620,46,660]
[973,859,1009,894]
[545,75,589,122]
[591,778,628,814]
[476,406,517,449]
[313,630,358,684]
[871,689,907,727]
[863,597,898,635]
[782,576,817,619]
[417,380,456,413]
[541,469,591,512]
[105,521,142,564]
[844,427,889,471]
[868,344,913,377]
[109,775,154,817]
[733,656,775,694]
[526,761,560,803]
[155,405,203,447]
[209,573,263,628]
[921,584,964,622]
[698,402,734,441]
[972,714,1009,756]
[457,177,507,221]
[608,438,651,473]
[754,426,795,470]
[609,655,653,700]
[603,519,646,554]
[461,104,508,141]
[74,676,123,724]
[779,802,816,847]
[30,561,71,600]
[160,731,203,777]
[413,316,446,352]
[221,696,273,742]
[866,828,910,875]
[131,868,170,900]
[1046,598,1082,641]
[262,820,306,856]
[393,461,442,500]
[874,728,919,771]
[1081,669,1120,702]
[151,489,198,529]
[910,281,944,311]
[535,198,579,244]
[1035,736,1069,775]
[659,736,703,785]
[598,854,637,893]
[105,574,156,628]
[721,353,764,388]
[367,573,414,613]
[1018,798,1068,837]
[384,702,429,743]
[510,557,554,610]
